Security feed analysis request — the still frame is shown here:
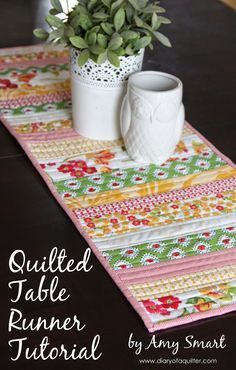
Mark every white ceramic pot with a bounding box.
[70,48,144,140]
[120,71,185,164]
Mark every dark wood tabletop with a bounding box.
[0,1,235,369]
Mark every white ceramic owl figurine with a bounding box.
[120,71,185,165]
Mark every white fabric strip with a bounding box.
[6,110,72,126]
[95,214,236,251]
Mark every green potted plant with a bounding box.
[34,0,171,140]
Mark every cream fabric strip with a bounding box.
[96,214,236,251]
[129,265,236,300]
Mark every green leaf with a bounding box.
[65,25,75,38]
[97,51,107,64]
[87,32,97,46]
[88,0,98,11]
[79,14,93,31]
[107,50,120,67]
[158,16,171,24]
[78,49,90,67]
[154,31,172,47]
[101,22,114,35]
[89,44,106,55]
[91,25,100,33]
[70,14,92,31]
[89,53,98,63]
[125,4,134,23]
[70,14,80,28]
[152,12,158,30]
[134,36,151,50]
[111,0,124,16]
[97,34,108,48]
[58,36,69,45]
[140,27,152,36]
[48,27,64,42]
[108,35,123,50]
[128,0,140,10]
[138,0,148,7]
[70,36,88,49]
[125,45,134,55]
[93,12,109,20]
[78,0,88,5]
[143,5,166,14]
[33,28,49,40]
[71,4,88,16]
[121,30,138,41]
[114,8,125,32]
[49,8,60,15]
[115,46,125,56]
[148,42,154,50]
[134,16,144,27]
[101,0,111,7]
[46,14,64,28]
[50,0,63,13]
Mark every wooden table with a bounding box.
[0,1,235,369]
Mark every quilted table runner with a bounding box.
[0,44,236,332]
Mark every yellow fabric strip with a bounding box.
[29,137,123,160]
[66,166,236,209]
[0,80,71,100]
[129,265,236,300]
[82,190,235,239]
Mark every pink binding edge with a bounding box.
[1,113,235,332]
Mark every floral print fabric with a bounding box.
[141,281,236,323]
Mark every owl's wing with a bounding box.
[130,95,153,124]
[153,97,178,123]
[120,95,131,137]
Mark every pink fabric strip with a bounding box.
[0,91,71,109]
[120,257,236,285]
[19,129,79,142]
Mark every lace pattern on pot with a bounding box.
[70,48,144,88]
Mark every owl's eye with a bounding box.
[131,98,152,121]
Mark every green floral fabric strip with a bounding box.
[0,64,69,76]
[3,101,71,116]
[54,153,226,198]
[102,226,236,270]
